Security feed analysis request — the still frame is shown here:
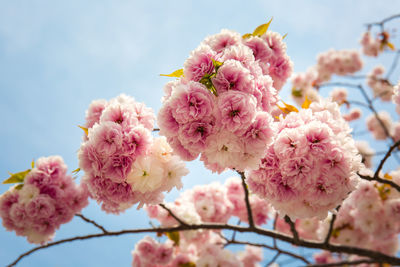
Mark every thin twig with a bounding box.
[231,219,241,241]
[159,203,188,226]
[237,171,255,228]
[358,173,400,193]
[75,214,108,234]
[386,50,400,79]
[266,252,281,267]
[366,14,400,27]
[323,208,339,245]
[284,215,300,245]
[374,140,400,180]
[225,239,310,264]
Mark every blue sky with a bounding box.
[1,1,400,266]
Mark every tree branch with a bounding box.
[237,171,255,228]
[358,173,400,193]
[8,222,400,267]
[75,214,108,234]
[159,203,188,226]
[386,49,400,80]
[374,140,400,180]
[266,252,281,267]
[323,209,338,245]
[366,14,400,27]
[223,239,310,264]
[284,215,300,244]
[306,259,380,267]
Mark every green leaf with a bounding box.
[15,184,24,190]
[282,33,288,40]
[78,125,89,136]
[199,76,218,96]
[211,58,223,70]
[242,33,252,39]
[291,87,303,97]
[3,169,31,184]
[160,69,184,78]
[179,262,196,267]
[72,168,81,174]
[165,231,180,246]
[252,17,273,37]
[31,160,35,169]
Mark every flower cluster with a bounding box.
[0,156,88,244]
[158,27,290,172]
[366,111,393,140]
[275,215,322,241]
[131,234,263,267]
[142,177,270,267]
[324,178,400,256]
[146,176,270,227]
[79,94,188,213]
[290,50,363,105]
[355,141,375,169]
[367,65,394,101]
[315,49,363,83]
[392,81,400,114]
[360,31,381,57]
[247,100,361,219]
[291,68,320,106]
[142,176,269,266]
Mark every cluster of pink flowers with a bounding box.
[140,176,270,266]
[131,233,263,267]
[247,100,361,219]
[392,81,400,114]
[291,50,362,105]
[275,215,322,241]
[355,141,375,169]
[329,88,348,105]
[158,27,293,173]
[360,31,381,57]
[0,156,88,244]
[315,49,363,83]
[146,176,270,227]
[367,65,394,101]
[323,177,400,256]
[79,94,188,213]
[290,68,320,106]
[366,111,393,140]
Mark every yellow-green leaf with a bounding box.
[72,168,81,174]
[282,33,288,40]
[386,42,395,51]
[179,262,196,267]
[15,184,24,190]
[384,173,393,180]
[3,169,31,184]
[301,96,312,109]
[160,69,184,78]
[78,125,89,136]
[211,58,223,69]
[252,17,273,37]
[291,87,303,97]
[242,33,252,39]
[31,160,35,169]
[165,231,180,246]
[276,100,299,114]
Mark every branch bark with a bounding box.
[8,221,400,267]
